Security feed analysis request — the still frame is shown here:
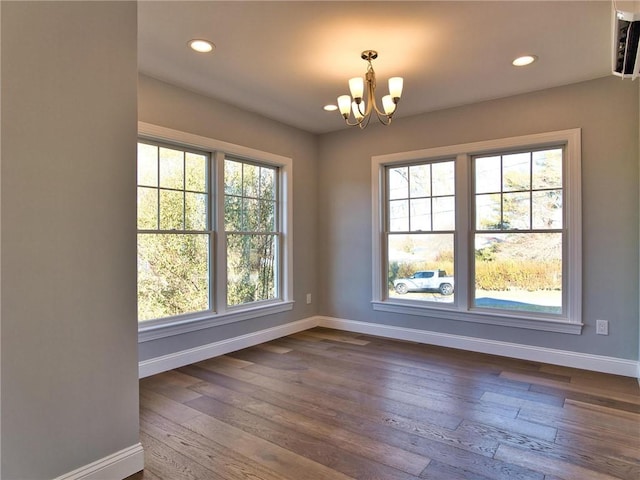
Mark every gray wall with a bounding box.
[318,76,639,361]
[137,75,319,361]
[1,2,139,478]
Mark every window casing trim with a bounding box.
[138,122,294,341]
[138,301,294,342]
[372,129,582,334]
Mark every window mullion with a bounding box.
[214,151,227,315]
[156,147,161,229]
[455,153,470,311]
[182,151,186,230]
[529,152,534,230]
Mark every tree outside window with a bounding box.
[137,142,210,321]
[136,142,282,322]
[224,158,279,307]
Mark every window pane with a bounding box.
[476,193,501,230]
[532,149,562,190]
[227,233,277,306]
[409,164,430,197]
[502,152,530,191]
[258,200,276,232]
[137,233,209,321]
[224,158,281,309]
[137,187,158,229]
[410,198,431,231]
[388,233,454,302]
[224,159,243,196]
[433,196,455,231]
[532,190,562,229]
[160,190,184,230]
[159,190,184,230]
[138,143,158,187]
[243,198,260,231]
[185,152,207,192]
[389,200,409,231]
[474,232,562,314]
[475,156,501,194]
[502,192,530,230]
[389,166,409,200]
[389,161,454,234]
[260,167,276,201]
[185,192,207,230]
[159,147,184,190]
[224,195,242,231]
[432,161,455,196]
[243,163,260,198]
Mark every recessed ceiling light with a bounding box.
[512,55,537,67]
[188,39,215,53]
[324,104,338,112]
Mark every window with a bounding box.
[224,158,279,307]
[137,123,293,338]
[137,142,211,321]
[473,148,563,314]
[387,160,456,304]
[372,129,582,334]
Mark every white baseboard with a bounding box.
[318,316,640,378]
[53,443,144,480]
[139,317,318,378]
[138,315,639,379]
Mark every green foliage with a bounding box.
[137,146,278,321]
[475,244,498,262]
[388,237,561,293]
[474,259,561,291]
[226,233,276,306]
[389,257,560,292]
[388,261,400,287]
[225,160,277,307]
[137,233,209,321]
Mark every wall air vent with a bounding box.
[613,9,640,79]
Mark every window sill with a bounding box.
[138,301,295,342]
[371,300,583,334]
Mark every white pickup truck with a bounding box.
[393,270,454,296]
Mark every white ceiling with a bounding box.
[138,1,614,134]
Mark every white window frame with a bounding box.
[137,122,293,342]
[372,129,582,334]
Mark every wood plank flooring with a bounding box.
[127,327,640,480]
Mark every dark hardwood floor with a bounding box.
[127,327,640,480]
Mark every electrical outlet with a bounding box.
[306,293,312,304]
[596,319,609,335]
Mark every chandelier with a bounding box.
[337,50,404,128]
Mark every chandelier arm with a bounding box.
[343,116,365,127]
[366,63,385,118]
[357,113,371,129]
[374,112,391,126]
[355,100,372,119]
[365,61,398,122]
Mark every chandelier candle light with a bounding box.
[338,50,404,128]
